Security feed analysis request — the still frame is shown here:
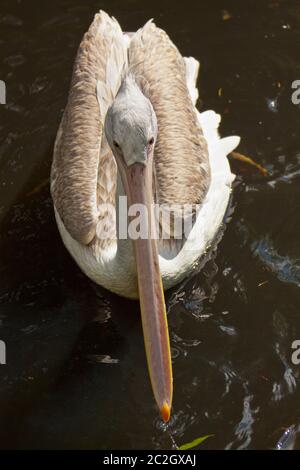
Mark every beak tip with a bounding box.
[160,401,171,423]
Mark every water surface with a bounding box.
[0,0,300,449]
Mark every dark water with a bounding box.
[0,0,300,450]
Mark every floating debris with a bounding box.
[230,151,269,176]
[222,10,232,21]
[258,281,269,287]
[179,434,214,450]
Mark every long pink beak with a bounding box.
[119,160,173,422]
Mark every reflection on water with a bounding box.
[254,237,300,286]
[0,0,300,450]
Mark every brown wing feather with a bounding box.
[52,14,209,249]
[51,11,125,245]
[128,21,210,208]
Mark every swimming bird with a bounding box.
[51,10,240,422]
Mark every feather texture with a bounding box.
[128,21,210,208]
[51,10,240,297]
[51,11,127,246]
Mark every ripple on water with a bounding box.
[253,237,300,287]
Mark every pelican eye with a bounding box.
[148,137,154,146]
[113,140,120,149]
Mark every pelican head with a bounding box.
[104,75,173,422]
[105,75,157,166]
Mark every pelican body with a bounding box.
[51,11,240,421]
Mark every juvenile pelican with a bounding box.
[51,10,240,422]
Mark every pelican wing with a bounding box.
[51,11,127,245]
[128,21,210,208]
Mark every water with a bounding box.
[0,0,300,450]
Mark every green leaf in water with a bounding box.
[179,434,214,450]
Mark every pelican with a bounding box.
[51,10,240,422]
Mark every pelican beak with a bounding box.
[119,158,173,422]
